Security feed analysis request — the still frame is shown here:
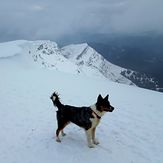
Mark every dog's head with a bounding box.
[96,94,114,112]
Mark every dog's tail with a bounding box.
[50,92,63,110]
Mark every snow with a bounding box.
[0,40,27,58]
[61,43,89,60]
[0,40,163,163]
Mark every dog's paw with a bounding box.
[61,131,66,137]
[88,144,95,148]
[56,138,61,143]
[93,139,100,145]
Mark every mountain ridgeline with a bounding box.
[86,34,163,92]
[0,40,161,91]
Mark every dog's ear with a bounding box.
[97,94,103,102]
[104,94,109,100]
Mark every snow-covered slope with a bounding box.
[0,40,27,58]
[61,43,133,85]
[0,40,135,85]
[23,40,81,74]
[0,52,163,163]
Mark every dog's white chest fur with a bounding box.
[90,117,100,128]
[90,104,106,128]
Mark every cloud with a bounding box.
[29,5,46,11]
[109,0,163,34]
[0,0,163,42]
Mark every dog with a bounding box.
[50,92,114,148]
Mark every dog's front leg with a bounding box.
[61,130,66,136]
[92,128,99,145]
[85,129,94,148]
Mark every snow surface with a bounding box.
[0,41,163,163]
[0,40,26,58]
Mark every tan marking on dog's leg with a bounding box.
[61,121,70,136]
[56,121,70,142]
[85,129,94,148]
[92,128,99,145]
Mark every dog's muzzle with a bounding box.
[106,106,114,112]
[103,106,114,112]
[110,106,114,112]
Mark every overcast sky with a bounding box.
[0,0,163,42]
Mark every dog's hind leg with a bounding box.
[56,121,70,142]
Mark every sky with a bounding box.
[0,0,163,42]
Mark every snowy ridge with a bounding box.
[0,40,133,85]
[0,40,27,58]
[62,43,134,85]
[23,40,80,74]
[0,40,134,85]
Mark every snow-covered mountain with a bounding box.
[0,40,135,85]
[61,43,134,85]
[23,40,134,85]
[0,40,159,90]
[0,42,163,163]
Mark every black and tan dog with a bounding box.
[50,92,114,148]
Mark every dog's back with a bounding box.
[63,105,93,129]
[50,92,93,129]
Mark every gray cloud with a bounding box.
[0,0,163,42]
[109,0,163,34]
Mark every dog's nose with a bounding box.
[111,106,114,111]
